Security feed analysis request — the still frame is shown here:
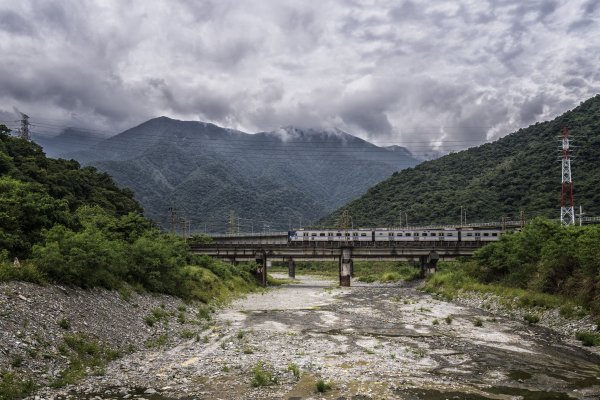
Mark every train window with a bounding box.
[492,233,498,237]
[447,233,453,236]
[336,233,342,236]
[431,233,436,236]
[414,233,419,237]
[345,233,350,236]
[422,233,428,237]
[361,233,367,236]
[483,233,489,237]
[320,233,325,237]
[466,233,473,236]
[378,232,384,235]
[475,233,481,237]
[438,232,444,236]
[311,233,317,236]
[396,233,403,236]
[405,233,411,236]
[303,232,308,237]
[353,232,358,236]
[389,232,394,237]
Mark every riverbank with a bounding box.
[26,274,600,400]
[0,281,220,399]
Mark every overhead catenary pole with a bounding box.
[168,207,179,234]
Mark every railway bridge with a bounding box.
[190,237,490,287]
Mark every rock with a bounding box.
[144,388,157,394]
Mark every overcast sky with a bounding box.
[0,0,599,154]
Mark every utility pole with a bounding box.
[168,207,179,234]
[338,209,350,230]
[18,113,30,141]
[578,206,584,226]
[560,127,575,226]
[228,210,236,234]
[520,210,525,229]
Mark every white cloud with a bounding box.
[0,0,598,156]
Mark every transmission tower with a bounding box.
[560,127,575,226]
[18,113,30,141]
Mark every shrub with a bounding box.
[473,318,483,327]
[58,318,71,330]
[445,316,453,324]
[0,372,36,400]
[523,314,540,324]
[575,331,600,347]
[251,361,275,387]
[315,379,331,393]
[287,363,300,380]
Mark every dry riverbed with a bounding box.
[25,275,600,399]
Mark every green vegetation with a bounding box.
[0,372,36,400]
[575,331,600,347]
[270,260,420,283]
[473,318,483,327]
[523,314,540,324]
[321,95,600,227]
[52,333,120,388]
[250,361,276,387]
[57,318,71,330]
[424,219,600,318]
[0,126,260,303]
[287,362,301,380]
[315,379,331,393]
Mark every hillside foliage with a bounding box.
[426,219,600,315]
[0,125,258,302]
[0,125,141,257]
[321,95,600,227]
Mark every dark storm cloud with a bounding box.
[0,0,598,155]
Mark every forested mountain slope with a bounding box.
[321,95,600,227]
[64,118,420,232]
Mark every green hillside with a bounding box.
[0,125,141,257]
[321,95,600,227]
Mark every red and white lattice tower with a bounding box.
[560,127,575,226]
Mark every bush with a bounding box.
[315,379,331,393]
[0,372,36,400]
[523,314,540,324]
[251,361,275,387]
[575,331,600,346]
[287,363,300,380]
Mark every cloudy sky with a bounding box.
[0,0,599,155]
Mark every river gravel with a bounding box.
[25,274,600,400]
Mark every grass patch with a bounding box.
[575,331,600,346]
[267,275,294,285]
[144,334,168,349]
[315,379,331,393]
[197,306,212,321]
[51,334,120,388]
[287,363,301,380]
[180,330,195,339]
[58,318,71,330]
[444,316,453,324]
[0,372,36,400]
[473,318,483,327]
[250,361,276,387]
[523,314,540,324]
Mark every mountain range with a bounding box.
[36,118,421,232]
[320,95,600,227]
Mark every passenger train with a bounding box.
[288,228,504,243]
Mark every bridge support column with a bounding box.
[255,252,268,287]
[419,251,440,278]
[287,258,296,279]
[339,247,352,287]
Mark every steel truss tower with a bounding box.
[560,127,575,226]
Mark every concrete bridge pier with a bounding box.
[286,258,296,279]
[254,252,268,287]
[339,247,352,287]
[419,251,440,278]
